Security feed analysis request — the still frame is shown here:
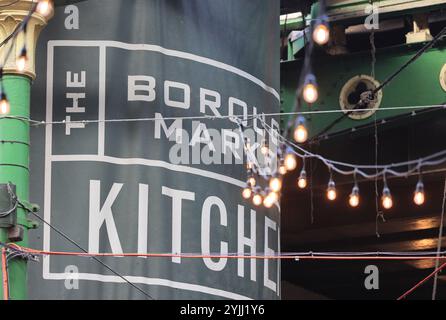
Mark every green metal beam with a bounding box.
[0,75,31,300]
[280,41,446,138]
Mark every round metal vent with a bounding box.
[339,75,383,120]
[440,64,446,92]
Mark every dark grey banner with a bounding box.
[28,0,280,299]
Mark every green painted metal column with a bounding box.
[0,75,31,300]
[0,0,53,300]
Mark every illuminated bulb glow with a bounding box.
[36,0,52,17]
[242,187,252,199]
[313,23,330,45]
[294,124,308,144]
[0,93,9,115]
[278,165,287,175]
[16,53,27,72]
[302,83,318,104]
[252,194,263,206]
[269,177,282,193]
[248,177,256,187]
[349,186,360,208]
[381,187,393,209]
[326,181,336,201]
[297,170,307,189]
[263,191,279,208]
[284,153,297,171]
[413,182,425,206]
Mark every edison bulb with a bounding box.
[348,186,360,207]
[36,0,53,17]
[242,187,252,199]
[263,192,277,208]
[382,195,393,209]
[0,94,9,115]
[381,188,393,209]
[248,176,256,187]
[297,170,307,189]
[326,181,336,201]
[313,23,330,45]
[413,191,425,206]
[268,191,279,203]
[284,153,297,171]
[349,194,359,207]
[16,49,27,72]
[269,177,282,193]
[263,196,274,208]
[278,164,287,175]
[252,194,263,206]
[294,124,308,144]
[413,182,425,206]
[302,82,318,104]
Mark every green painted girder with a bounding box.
[0,75,31,300]
[280,40,446,139]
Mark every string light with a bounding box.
[0,92,10,115]
[349,185,360,208]
[269,176,282,193]
[297,167,307,189]
[293,116,308,144]
[381,183,393,210]
[16,47,27,72]
[252,193,263,207]
[263,190,279,208]
[278,163,287,175]
[326,176,337,201]
[247,176,256,187]
[413,180,425,206]
[313,16,330,45]
[242,187,252,199]
[302,74,318,104]
[36,0,53,17]
[284,148,297,171]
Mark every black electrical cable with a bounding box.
[373,26,446,94]
[20,206,156,300]
[0,0,36,62]
[0,0,21,8]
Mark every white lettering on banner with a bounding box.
[154,112,183,141]
[45,41,281,298]
[138,184,149,257]
[86,180,279,291]
[88,180,123,254]
[264,217,277,292]
[128,75,156,102]
[125,74,280,168]
[164,80,191,109]
[162,186,196,264]
[201,196,228,271]
[65,71,87,135]
[237,205,256,281]
[200,88,221,116]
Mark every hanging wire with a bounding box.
[432,175,446,300]
[259,117,446,180]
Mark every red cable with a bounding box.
[1,248,9,301]
[397,260,446,300]
[8,244,446,261]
